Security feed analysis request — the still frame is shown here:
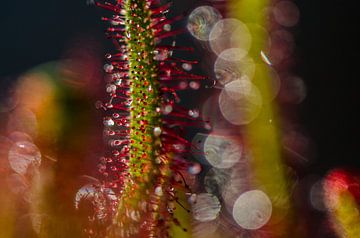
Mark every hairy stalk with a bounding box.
[95,0,204,237]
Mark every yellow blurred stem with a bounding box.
[229,0,293,235]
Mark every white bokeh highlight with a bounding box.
[209,18,252,59]
[192,193,221,222]
[273,1,300,27]
[187,6,222,41]
[204,134,242,169]
[232,190,272,230]
[214,52,255,85]
[219,79,262,125]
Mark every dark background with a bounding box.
[0,0,359,237]
[296,0,359,170]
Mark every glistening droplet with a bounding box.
[8,141,41,175]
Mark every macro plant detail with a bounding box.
[94,0,205,237]
[3,1,359,238]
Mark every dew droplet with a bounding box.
[106,84,117,93]
[163,24,171,32]
[153,127,162,137]
[192,193,221,222]
[188,109,199,118]
[179,81,188,89]
[188,163,202,175]
[189,81,200,90]
[8,141,41,175]
[154,50,170,61]
[182,63,192,71]
[103,118,115,127]
[119,9,127,15]
[163,105,173,114]
[154,186,163,196]
[75,184,117,222]
[187,6,222,41]
[103,64,114,73]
